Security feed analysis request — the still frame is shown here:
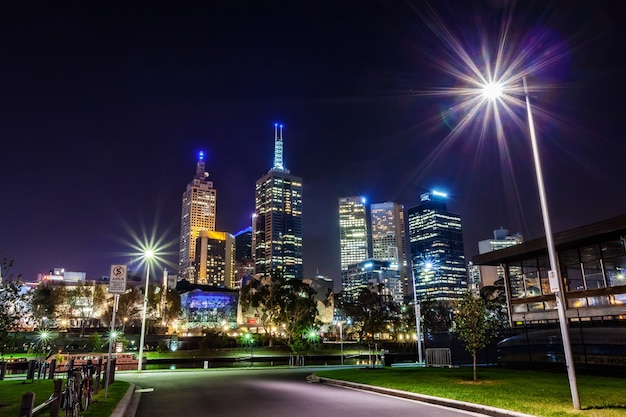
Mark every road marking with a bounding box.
[135,388,154,393]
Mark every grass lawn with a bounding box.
[0,378,130,417]
[315,367,626,417]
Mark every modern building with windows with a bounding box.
[195,230,235,288]
[469,227,523,295]
[179,151,217,283]
[253,123,303,279]
[341,259,403,304]
[370,201,408,295]
[407,191,466,302]
[339,196,369,271]
[179,288,239,334]
[472,215,626,326]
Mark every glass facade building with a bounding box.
[473,215,626,326]
[370,201,408,295]
[338,196,369,271]
[407,191,466,302]
[253,124,303,279]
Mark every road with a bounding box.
[118,367,489,417]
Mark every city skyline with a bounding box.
[2,2,625,287]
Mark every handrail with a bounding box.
[31,392,58,415]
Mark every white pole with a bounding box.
[339,322,344,365]
[105,293,119,399]
[523,76,580,409]
[411,267,423,364]
[137,265,150,371]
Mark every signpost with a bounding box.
[105,265,127,399]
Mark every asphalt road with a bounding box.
[118,368,492,417]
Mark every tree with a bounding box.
[240,270,285,347]
[160,287,182,326]
[0,258,32,356]
[277,278,318,353]
[338,285,400,345]
[452,291,500,382]
[31,281,66,327]
[66,282,107,332]
[102,287,143,327]
[421,299,454,334]
[479,277,510,331]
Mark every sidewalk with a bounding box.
[310,374,538,417]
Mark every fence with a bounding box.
[18,359,116,417]
[425,348,452,367]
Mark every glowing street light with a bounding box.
[477,76,580,409]
[137,249,154,371]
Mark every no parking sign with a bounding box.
[109,264,127,294]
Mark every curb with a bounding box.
[312,375,538,417]
[110,383,136,417]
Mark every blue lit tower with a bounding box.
[407,191,466,302]
[179,151,217,282]
[253,123,303,279]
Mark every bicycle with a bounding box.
[79,363,96,412]
[61,367,81,417]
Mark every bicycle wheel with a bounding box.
[80,381,91,412]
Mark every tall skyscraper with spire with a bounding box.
[253,123,303,279]
[179,151,217,282]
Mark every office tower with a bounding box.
[338,196,369,271]
[407,190,466,302]
[234,226,254,290]
[370,201,408,295]
[470,227,523,296]
[195,230,235,288]
[234,226,253,262]
[179,151,217,282]
[341,259,403,304]
[253,123,303,279]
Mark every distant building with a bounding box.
[179,151,217,283]
[253,123,303,279]
[338,196,370,271]
[407,191,466,302]
[469,227,523,295]
[341,259,403,304]
[303,275,335,324]
[195,230,235,288]
[179,288,239,334]
[234,226,253,262]
[37,268,86,284]
[370,201,408,295]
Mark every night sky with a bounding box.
[2,1,625,287]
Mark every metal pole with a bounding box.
[105,293,119,399]
[340,322,344,365]
[523,76,580,409]
[411,267,423,364]
[137,265,150,371]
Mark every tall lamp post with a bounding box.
[410,267,423,364]
[137,250,154,371]
[482,77,580,409]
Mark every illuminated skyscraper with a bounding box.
[179,151,217,282]
[370,201,408,294]
[338,196,369,271]
[195,230,235,288]
[407,190,466,302]
[253,123,303,279]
